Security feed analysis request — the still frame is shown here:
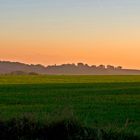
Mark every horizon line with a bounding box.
[1,60,140,70]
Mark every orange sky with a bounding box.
[1,38,140,69]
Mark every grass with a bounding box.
[0,75,140,139]
[0,75,140,84]
[0,117,140,140]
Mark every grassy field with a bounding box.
[0,75,140,136]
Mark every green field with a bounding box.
[0,75,140,135]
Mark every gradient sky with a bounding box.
[0,0,140,69]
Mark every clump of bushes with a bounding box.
[0,117,139,140]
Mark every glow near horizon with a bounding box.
[0,0,140,69]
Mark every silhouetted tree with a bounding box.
[91,65,96,68]
[77,63,84,67]
[98,65,105,69]
[107,65,115,70]
[116,66,122,70]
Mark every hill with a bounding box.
[0,61,140,75]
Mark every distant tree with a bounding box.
[107,65,115,70]
[91,65,96,68]
[77,63,84,67]
[36,64,44,67]
[98,65,105,69]
[116,66,122,70]
[85,64,90,68]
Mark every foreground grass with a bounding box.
[0,75,140,138]
[0,117,140,140]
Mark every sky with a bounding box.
[0,0,140,69]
